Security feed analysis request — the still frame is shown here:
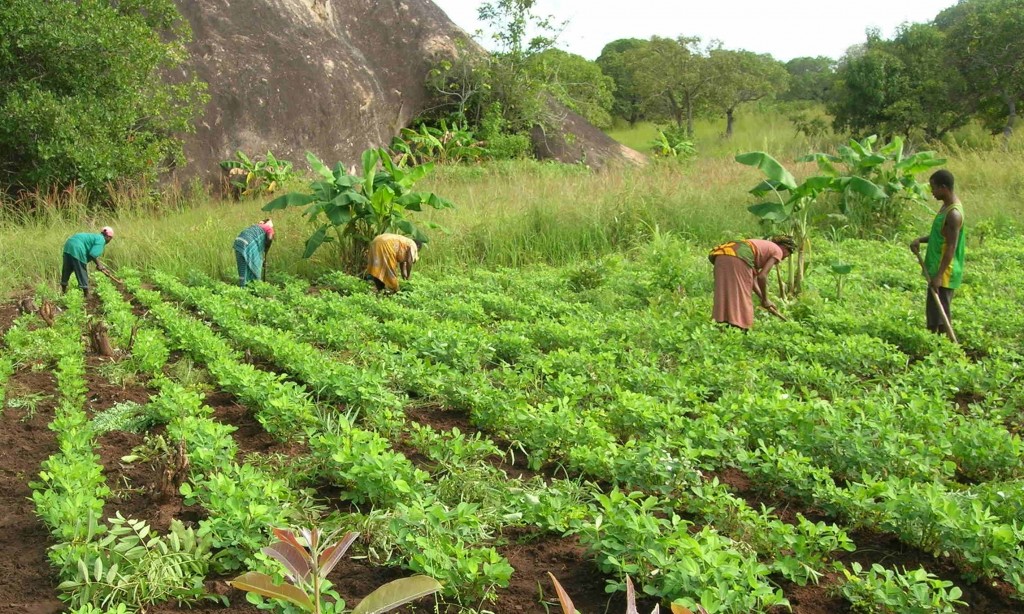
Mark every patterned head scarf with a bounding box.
[100,226,114,238]
[771,235,796,255]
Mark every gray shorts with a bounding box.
[926,287,954,332]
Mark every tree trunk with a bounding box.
[666,92,685,129]
[725,107,736,138]
[1004,93,1017,139]
[685,96,695,137]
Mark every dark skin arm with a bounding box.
[754,258,779,309]
[401,256,413,280]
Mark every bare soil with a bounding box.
[2,297,1019,613]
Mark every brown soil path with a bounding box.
[0,296,63,613]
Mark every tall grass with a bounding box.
[2,109,1021,297]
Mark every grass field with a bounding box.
[1,108,1021,296]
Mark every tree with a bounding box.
[829,24,974,141]
[0,0,207,197]
[628,36,718,136]
[782,56,836,102]
[526,49,615,129]
[596,38,650,126]
[424,0,563,137]
[709,50,789,137]
[829,37,916,139]
[935,0,1024,138]
[886,22,974,140]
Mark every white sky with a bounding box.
[431,0,960,62]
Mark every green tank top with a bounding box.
[924,202,965,289]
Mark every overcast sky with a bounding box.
[431,0,960,62]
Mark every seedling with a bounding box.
[830,262,853,300]
[547,573,703,614]
[230,528,441,614]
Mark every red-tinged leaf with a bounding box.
[351,575,443,614]
[228,572,314,611]
[273,529,312,563]
[318,531,360,576]
[263,543,312,584]
[546,573,577,614]
[671,605,692,614]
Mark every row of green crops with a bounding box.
[118,235,1024,610]
[16,231,1023,612]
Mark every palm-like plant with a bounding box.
[263,148,453,271]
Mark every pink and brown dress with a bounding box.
[709,239,784,329]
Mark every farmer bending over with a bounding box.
[234,218,275,287]
[365,233,420,293]
[61,226,115,297]
[708,235,795,330]
[910,170,965,334]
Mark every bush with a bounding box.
[0,0,207,197]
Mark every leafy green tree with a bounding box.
[829,39,915,139]
[628,36,718,136]
[0,0,207,196]
[782,56,836,102]
[886,23,974,140]
[830,24,974,141]
[709,50,789,137]
[424,0,563,142]
[526,49,615,129]
[596,38,650,126]
[935,0,1024,137]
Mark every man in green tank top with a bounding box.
[909,170,965,334]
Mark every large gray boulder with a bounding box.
[173,0,642,184]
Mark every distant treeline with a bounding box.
[591,0,1022,141]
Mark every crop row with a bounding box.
[153,271,980,611]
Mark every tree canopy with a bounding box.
[0,0,207,196]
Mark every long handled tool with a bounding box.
[99,266,124,286]
[915,252,957,344]
[760,303,788,321]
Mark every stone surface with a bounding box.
[172,0,643,183]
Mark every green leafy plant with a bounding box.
[263,148,454,270]
[58,513,213,610]
[649,126,697,159]
[91,401,156,435]
[799,135,945,233]
[830,262,853,301]
[840,562,966,613]
[230,527,441,614]
[390,121,487,166]
[220,150,295,197]
[7,391,52,422]
[736,149,884,295]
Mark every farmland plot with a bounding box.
[2,237,1023,613]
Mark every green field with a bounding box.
[3,112,1024,613]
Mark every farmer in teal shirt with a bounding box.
[61,227,114,297]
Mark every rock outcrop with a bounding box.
[173,0,642,183]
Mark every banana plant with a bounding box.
[736,150,885,296]
[220,150,295,196]
[230,528,441,614]
[263,148,453,271]
[798,135,945,232]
